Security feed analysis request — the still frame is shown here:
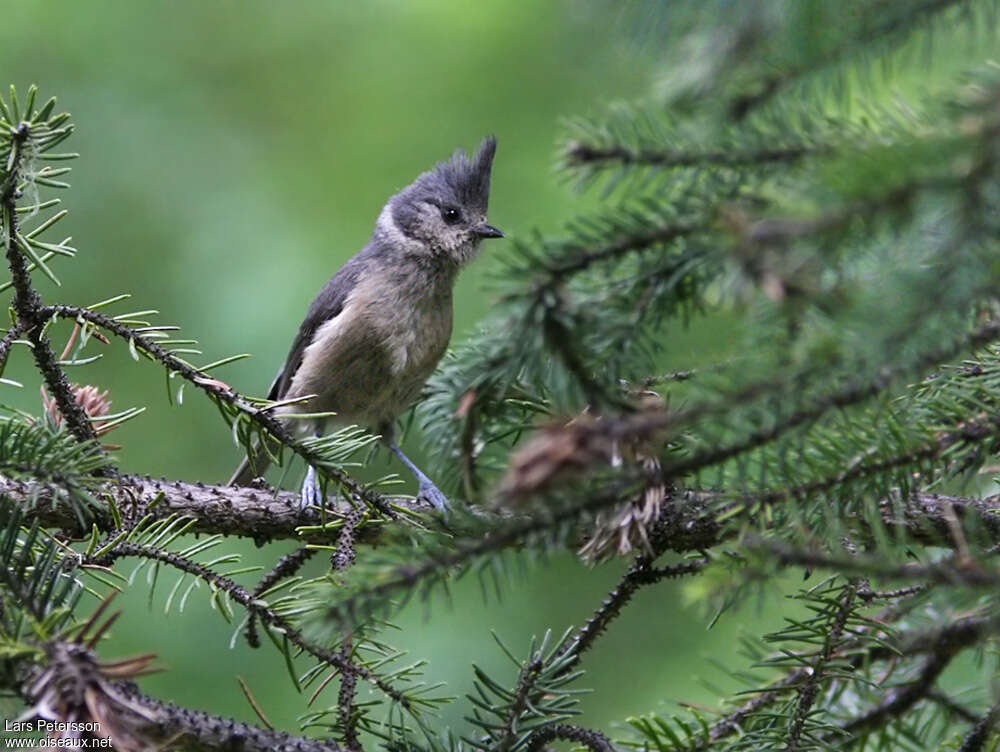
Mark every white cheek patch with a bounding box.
[375,205,426,255]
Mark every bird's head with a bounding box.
[386,136,503,264]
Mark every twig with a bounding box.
[756,539,1000,588]
[564,554,707,665]
[10,470,1000,573]
[785,582,858,751]
[566,141,817,170]
[337,635,361,752]
[246,546,318,649]
[692,612,1000,750]
[2,125,96,445]
[840,651,957,738]
[39,303,392,514]
[524,723,614,752]
[21,641,341,752]
[332,506,362,571]
[494,655,546,752]
[957,702,1000,752]
[0,319,27,370]
[84,541,412,708]
[926,689,982,725]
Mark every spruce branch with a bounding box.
[519,220,704,289]
[0,318,28,370]
[246,546,318,649]
[751,539,1000,588]
[926,690,983,726]
[80,540,413,707]
[1,474,426,543]
[562,553,707,668]
[784,582,858,751]
[7,469,1000,569]
[336,635,361,752]
[524,723,614,752]
[957,702,1000,752]
[491,653,544,752]
[855,583,931,604]
[565,141,820,172]
[724,0,971,119]
[837,650,957,740]
[20,638,342,752]
[38,304,392,515]
[684,611,1000,751]
[500,313,1000,512]
[2,123,96,446]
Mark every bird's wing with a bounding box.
[270,254,367,400]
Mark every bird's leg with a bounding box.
[381,423,449,511]
[299,422,326,510]
[300,464,321,510]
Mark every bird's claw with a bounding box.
[417,480,450,513]
[300,466,322,510]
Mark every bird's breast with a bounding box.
[374,283,453,378]
[286,262,455,428]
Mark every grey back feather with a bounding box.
[269,252,369,399]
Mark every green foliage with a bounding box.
[0,499,82,654]
[4,2,1000,751]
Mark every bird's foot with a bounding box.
[417,479,450,513]
[300,465,322,510]
[387,439,450,513]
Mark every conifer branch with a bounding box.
[492,654,546,752]
[926,690,982,725]
[524,723,614,752]
[336,635,361,752]
[753,540,1000,588]
[246,546,317,648]
[523,221,703,288]
[1,474,425,543]
[785,582,858,751]
[19,639,342,752]
[2,126,96,446]
[957,702,1000,752]
[692,612,1000,750]
[565,141,818,170]
[80,540,413,707]
[562,554,707,667]
[838,650,957,739]
[0,318,28,368]
[38,304,392,514]
[726,0,969,119]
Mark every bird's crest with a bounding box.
[426,136,497,211]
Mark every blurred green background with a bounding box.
[0,0,873,741]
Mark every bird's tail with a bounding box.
[229,438,277,486]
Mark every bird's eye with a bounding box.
[440,206,462,225]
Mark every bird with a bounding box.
[230,137,502,511]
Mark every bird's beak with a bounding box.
[472,223,504,239]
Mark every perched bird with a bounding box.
[230,137,502,510]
